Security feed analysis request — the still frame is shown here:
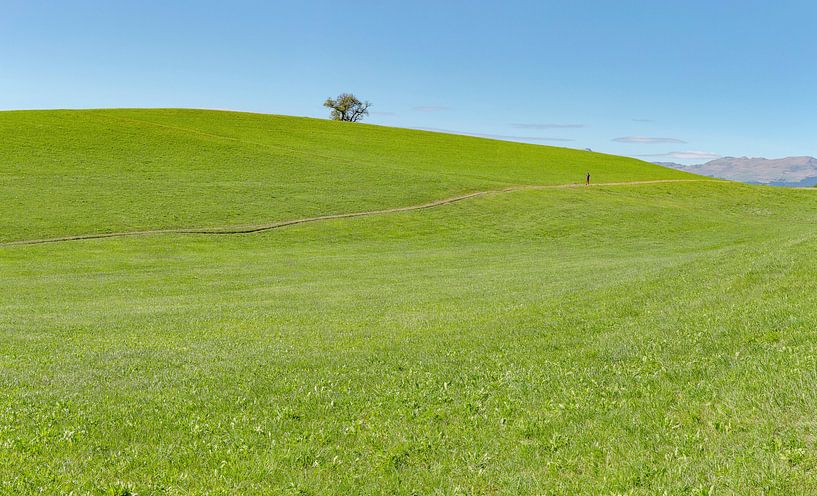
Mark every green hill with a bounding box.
[3,110,817,494]
[0,109,693,242]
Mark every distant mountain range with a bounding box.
[657,156,817,187]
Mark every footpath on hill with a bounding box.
[1,179,722,247]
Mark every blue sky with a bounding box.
[2,0,815,163]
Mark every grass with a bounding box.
[2,110,817,494]
[0,109,692,242]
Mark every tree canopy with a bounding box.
[324,93,371,122]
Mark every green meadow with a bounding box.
[0,109,692,242]
[2,110,817,494]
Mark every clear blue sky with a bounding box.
[2,0,815,163]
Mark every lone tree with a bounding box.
[324,93,371,122]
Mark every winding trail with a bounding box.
[1,179,720,247]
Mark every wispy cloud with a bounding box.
[638,150,722,160]
[414,127,574,142]
[471,133,574,142]
[412,106,450,112]
[510,123,585,129]
[614,136,687,144]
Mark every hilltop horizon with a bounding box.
[8,106,814,178]
[3,2,816,162]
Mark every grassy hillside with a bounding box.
[0,109,692,242]
[3,110,817,494]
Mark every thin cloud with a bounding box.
[510,123,585,129]
[614,136,687,144]
[470,133,575,142]
[412,106,450,112]
[414,127,574,142]
[638,150,722,160]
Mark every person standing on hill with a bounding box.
[586,171,591,185]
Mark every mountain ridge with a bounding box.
[658,155,817,186]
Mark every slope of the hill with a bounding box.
[0,109,694,242]
[3,181,817,493]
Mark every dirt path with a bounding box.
[1,179,720,247]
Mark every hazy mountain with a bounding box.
[657,156,817,187]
